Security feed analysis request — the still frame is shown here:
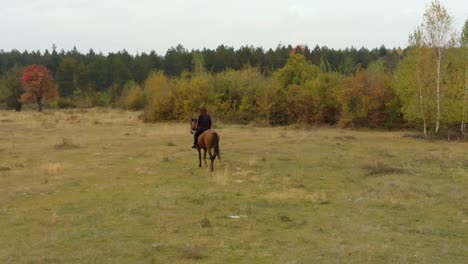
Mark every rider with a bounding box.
[192,106,212,149]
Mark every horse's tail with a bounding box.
[213,132,221,161]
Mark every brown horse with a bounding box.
[191,118,221,171]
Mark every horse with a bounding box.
[190,118,221,171]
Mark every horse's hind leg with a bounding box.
[203,149,208,165]
[198,149,202,167]
[208,148,215,171]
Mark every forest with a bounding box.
[0,1,467,136]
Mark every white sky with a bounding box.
[1,0,466,54]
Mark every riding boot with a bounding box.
[193,133,199,148]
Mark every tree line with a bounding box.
[0,43,401,116]
[0,44,399,87]
[0,0,467,137]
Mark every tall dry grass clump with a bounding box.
[41,163,64,176]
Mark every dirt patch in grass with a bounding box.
[178,246,206,260]
[363,160,403,176]
[0,166,11,171]
[198,217,212,228]
[54,138,80,149]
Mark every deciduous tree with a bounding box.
[20,65,58,111]
[0,67,23,109]
[461,19,468,133]
[274,54,320,88]
[339,61,396,128]
[422,0,457,133]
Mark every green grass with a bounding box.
[0,108,467,263]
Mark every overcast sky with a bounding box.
[1,0,466,54]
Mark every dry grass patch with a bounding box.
[214,167,230,185]
[178,246,206,260]
[47,211,59,226]
[1,109,467,263]
[40,163,64,176]
[54,138,79,149]
[265,189,329,204]
[248,155,258,166]
[198,217,212,228]
[0,166,11,171]
[334,135,357,141]
[376,149,395,158]
[363,160,403,176]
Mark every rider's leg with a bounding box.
[193,130,201,148]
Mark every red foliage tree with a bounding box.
[20,65,59,111]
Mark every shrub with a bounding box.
[55,98,76,109]
[141,72,175,122]
[121,81,145,110]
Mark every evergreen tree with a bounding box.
[56,56,78,97]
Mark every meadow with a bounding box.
[0,109,467,263]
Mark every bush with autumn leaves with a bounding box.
[19,65,59,111]
[133,55,403,130]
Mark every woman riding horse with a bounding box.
[192,106,212,148]
[190,106,220,171]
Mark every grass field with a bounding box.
[0,108,467,263]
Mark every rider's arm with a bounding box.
[196,115,201,130]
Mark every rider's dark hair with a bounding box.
[200,106,207,115]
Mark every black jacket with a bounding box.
[196,114,211,130]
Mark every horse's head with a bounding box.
[190,118,197,134]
